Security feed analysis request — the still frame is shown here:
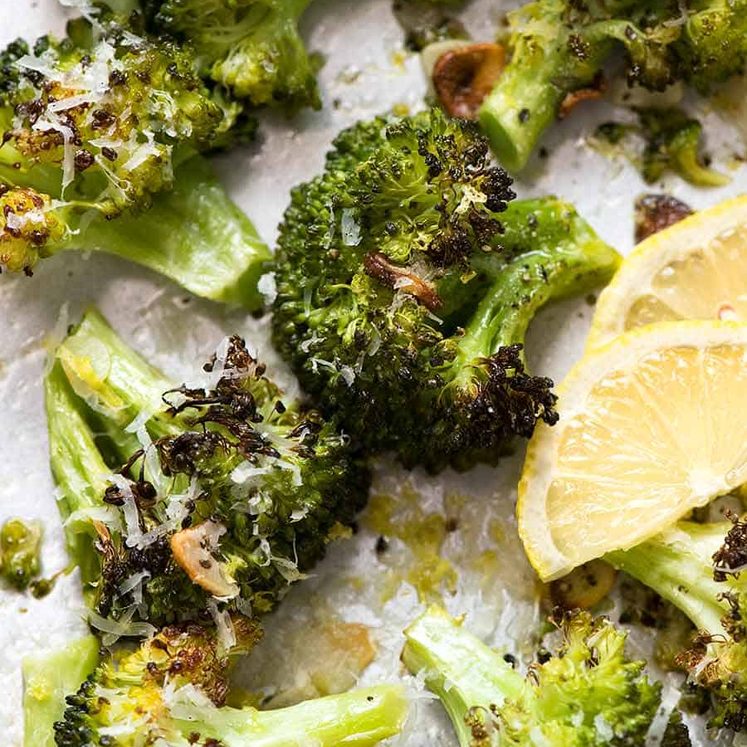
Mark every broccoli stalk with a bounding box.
[45,362,126,589]
[0,20,270,307]
[144,0,321,110]
[46,308,370,628]
[272,109,620,471]
[452,197,620,372]
[53,622,407,746]
[23,636,100,747]
[607,519,747,731]
[1,156,270,306]
[402,605,661,746]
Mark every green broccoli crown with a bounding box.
[53,621,407,747]
[0,18,231,219]
[272,108,619,471]
[145,0,320,110]
[49,309,369,628]
[608,518,747,732]
[673,518,747,731]
[0,17,272,293]
[54,619,258,746]
[402,605,661,746]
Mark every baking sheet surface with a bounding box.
[2,1,746,743]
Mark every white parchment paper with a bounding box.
[2,0,746,743]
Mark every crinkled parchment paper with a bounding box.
[2,1,746,744]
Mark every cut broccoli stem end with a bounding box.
[55,308,177,439]
[183,684,409,746]
[605,521,731,636]
[79,156,271,309]
[403,606,523,746]
[22,636,100,747]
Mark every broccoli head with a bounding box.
[46,308,370,629]
[477,0,747,171]
[53,620,407,746]
[607,517,747,731]
[402,605,661,746]
[272,108,620,472]
[0,20,270,306]
[144,0,320,110]
[638,107,729,187]
[0,22,229,214]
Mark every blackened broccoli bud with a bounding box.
[272,108,619,472]
[47,310,370,629]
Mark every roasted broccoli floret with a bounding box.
[0,20,270,306]
[1,517,42,590]
[52,621,407,747]
[143,0,321,111]
[46,308,370,629]
[477,0,747,171]
[271,108,620,472]
[638,107,728,187]
[591,108,728,187]
[402,605,661,746]
[607,518,747,731]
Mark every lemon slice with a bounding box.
[518,320,747,581]
[588,195,747,350]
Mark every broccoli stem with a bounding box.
[451,198,620,380]
[478,38,612,172]
[606,522,730,636]
[80,156,271,309]
[45,362,112,585]
[0,153,270,308]
[55,309,177,440]
[22,636,100,747]
[402,605,523,746]
[179,684,409,746]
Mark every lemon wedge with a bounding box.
[518,320,747,581]
[588,195,747,350]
